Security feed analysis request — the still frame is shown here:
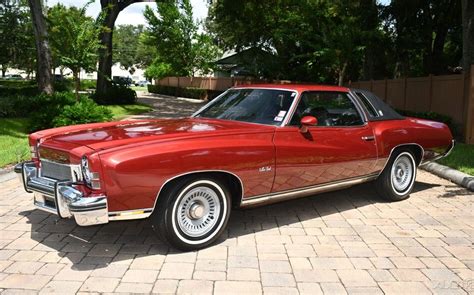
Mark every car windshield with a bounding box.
[194,88,297,126]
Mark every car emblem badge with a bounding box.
[259,166,272,172]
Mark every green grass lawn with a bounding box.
[0,118,30,167]
[0,104,151,168]
[437,143,474,176]
[131,86,148,92]
[105,103,152,120]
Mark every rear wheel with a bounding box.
[152,177,231,251]
[376,150,417,201]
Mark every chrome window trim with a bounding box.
[151,169,245,215]
[284,90,368,128]
[191,87,300,128]
[352,91,381,118]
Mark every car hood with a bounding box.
[42,118,276,151]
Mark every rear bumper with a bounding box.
[420,139,455,165]
[14,161,108,226]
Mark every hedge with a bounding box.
[147,85,222,100]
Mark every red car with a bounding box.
[15,84,454,250]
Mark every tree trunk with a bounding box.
[73,70,81,101]
[462,0,474,72]
[27,0,53,94]
[96,2,120,95]
[96,0,153,95]
[338,62,348,86]
[1,65,6,77]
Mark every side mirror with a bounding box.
[300,116,318,133]
[299,116,318,133]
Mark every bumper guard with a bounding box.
[14,161,108,226]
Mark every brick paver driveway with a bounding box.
[0,95,472,294]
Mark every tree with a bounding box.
[144,0,221,79]
[207,0,370,84]
[48,4,100,99]
[27,0,53,94]
[383,0,462,77]
[208,0,462,83]
[113,24,145,74]
[96,0,154,95]
[462,0,474,72]
[0,0,35,77]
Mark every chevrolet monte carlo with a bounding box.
[15,84,454,250]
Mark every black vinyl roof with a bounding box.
[351,89,405,122]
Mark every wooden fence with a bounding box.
[349,66,474,144]
[155,76,292,92]
[155,68,474,144]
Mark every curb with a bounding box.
[421,162,474,191]
[0,171,16,183]
[0,165,13,176]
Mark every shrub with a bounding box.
[80,79,96,90]
[53,79,73,92]
[28,92,78,132]
[0,92,76,118]
[147,85,176,96]
[180,87,208,100]
[53,97,112,127]
[91,85,137,105]
[0,95,34,118]
[0,84,39,97]
[0,80,36,88]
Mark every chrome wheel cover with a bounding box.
[391,154,414,192]
[176,186,221,238]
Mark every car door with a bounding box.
[272,90,378,192]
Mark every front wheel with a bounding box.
[152,177,231,251]
[376,150,417,201]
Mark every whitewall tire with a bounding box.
[376,150,417,201]
[152,177,231,251]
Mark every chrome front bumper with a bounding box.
[15,161,109,226]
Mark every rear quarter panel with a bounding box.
[98,132,275,212]
[371,117,453,171]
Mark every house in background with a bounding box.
[214,47,277,78]
[4,63,147,83]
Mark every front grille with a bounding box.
[40,160,73,181]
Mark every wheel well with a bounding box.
[156,171,243,209]
[392,144,424,166]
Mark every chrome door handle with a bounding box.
[361,136,375,141]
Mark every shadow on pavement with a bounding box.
[18,180,438,271]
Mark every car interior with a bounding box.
[290,91,363,127]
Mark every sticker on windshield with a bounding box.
[291,92,296,97]
[274,116,284,122]
[277,110,287,117]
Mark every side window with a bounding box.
[290,91,363,127]
[355,92,381,117]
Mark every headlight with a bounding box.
[81,156,101,189]
[81,156,91,183]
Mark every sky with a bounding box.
[45,0,209,26]
[46,0,390,27]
